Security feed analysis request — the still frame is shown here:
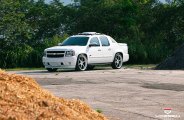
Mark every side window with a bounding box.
[99,36,110,46]
[90,37,100,46]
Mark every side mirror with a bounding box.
[89,43,99,47]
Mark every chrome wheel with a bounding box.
[112,53,123,69]
[76,54,87,71]
[115,54,123,68]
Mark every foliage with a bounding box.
[0,0,183,68]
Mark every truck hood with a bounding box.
[45,46,87,52]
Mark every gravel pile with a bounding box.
[156,44,184,70]
[0,70,107,120]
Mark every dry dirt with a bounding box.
[10,68,184,120]
[0,70,107,120]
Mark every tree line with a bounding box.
[0,0,183,68]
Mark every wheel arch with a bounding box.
[113,51,123,59]
[117,52,123,58]
[77,53,88,60]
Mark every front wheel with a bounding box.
[111,53,123,69]
[75,54,88,71]
[47,68,58,72]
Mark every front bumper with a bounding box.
[42,56,77,69]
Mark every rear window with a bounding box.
[99,36,110,46]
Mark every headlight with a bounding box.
[43,51,46,57]
[65,50,75,57]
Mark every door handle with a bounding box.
[98,49,101,51]
[108,48,111,51]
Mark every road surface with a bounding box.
[10,68,184,120]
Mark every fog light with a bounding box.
[47,62,50,65]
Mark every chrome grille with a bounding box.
[47,51,65,58]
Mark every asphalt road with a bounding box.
[10,68,184,120]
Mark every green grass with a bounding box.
[124,64,157,69]
[5,67,45,71]
[96,109,103,113]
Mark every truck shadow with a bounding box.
[17,67,118,75]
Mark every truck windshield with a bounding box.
[61,37,89,46]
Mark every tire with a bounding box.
[47,68,58,72]
[75,54,88,71]
[111,53,123,69]
[87,65,95,70]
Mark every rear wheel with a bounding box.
[111,53,123,69]
[47,68,58,72]
[75,54,88,71]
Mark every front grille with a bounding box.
[47,51,65,58]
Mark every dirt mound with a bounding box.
[156,44,184,70]
[0,70,107,120]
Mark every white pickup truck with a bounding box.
[42,32,129,72]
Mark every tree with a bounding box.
[0,0,33,68]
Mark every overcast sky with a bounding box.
[45,0,166,5]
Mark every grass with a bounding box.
[5,67,45,71]
[124,64,157,70]
[96,109,103,113]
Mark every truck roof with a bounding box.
[77,32,103,36]
[73,32,107,37]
